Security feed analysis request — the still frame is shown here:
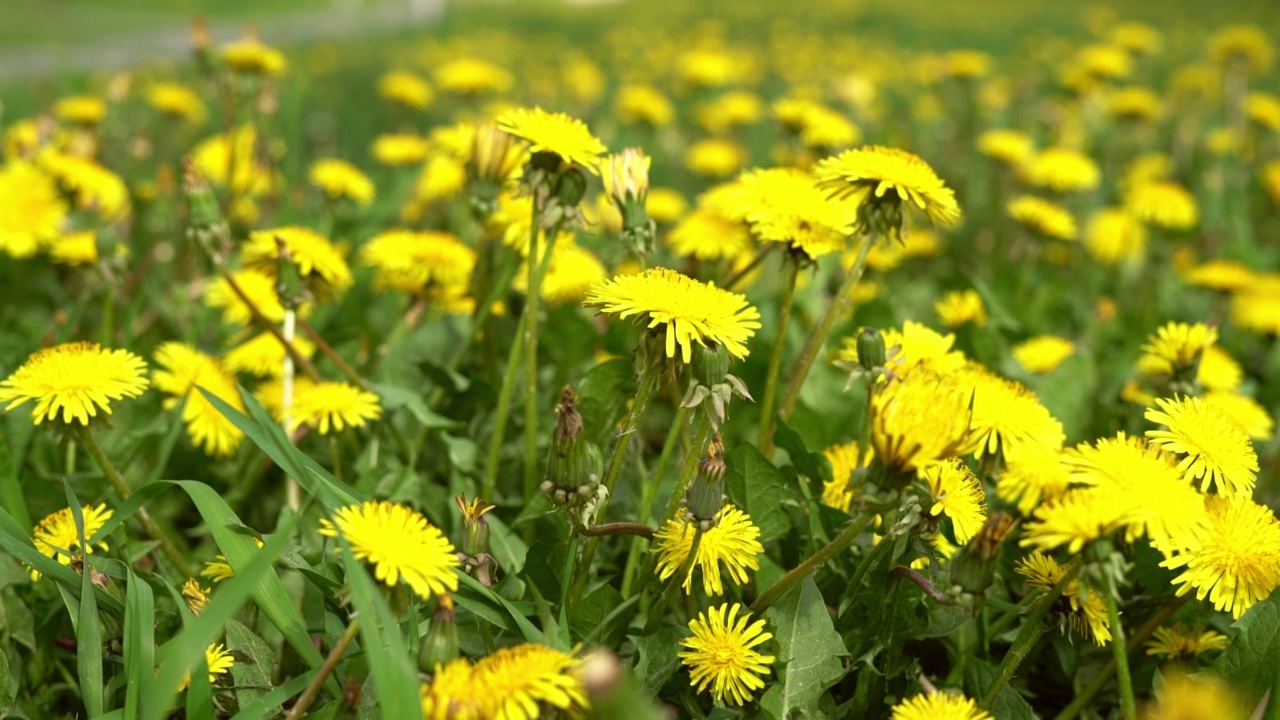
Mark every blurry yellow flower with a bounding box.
[646,187,688,223]
[152,342,245,457]
[998,447,1070,515]
[773,98,861,149]
[731,168,853,259]
[686,138,746,178]
[29,503,112,580]
[816,145,961,230]
[1085,208,1146,265]
[1016,552,1112,645]
[1008,195,1077,240]
[409,154,467,208]
[696,91,764,135]
[205,268,308,326]
[1231,281,1280,335]
[318,500,458,599]
[359,229,475,294]
[0,342,148,426]
[4,119,42,159]
[1107,86,1162,121]
[1146,395,1258,498]
[863,227,942,271]
[294,381,382,434]
[1209,25,1274,74]
[220,37,286,76]
[1140,322,1217,377]
[961,366,1065,464]
[1126,181,1198,230]
[977,129,1034,167]
[1145,623,1230,660]
[378,70,433,109]
[243,226,353,298]
[1023,147,1100,193]
[1205,127,1241,156]
[668,209,752,262]
[935,289,987,328]
[1013,336,1075,374]
[421,644,588,720]
[1163,495,1280,619]
[1262,161,1280,206]
[371,133,430,167]
[840,321,966,377]
[679,603,774,706]
[653,506,763,596]
[54,95,107,125]
[433,57,512,95]
[191,125,274,197]
[1203,390,1274,441]
[891,692,992,720]
[223,333,316,378]
[615,84,675,127]
[48,230,99,266]
[497,107,606,174]
[309,158,374,206]
[181,577,208,615]
[1110,22,1162,55]
[0,161,66,258]
[515,241,606,304]
[39,151,129,219]
[1183,260,1255,292]
[677,48,742,89]
[146,82,206,124]
[945,50,991,79]
[870,370,970,475]
[1245,92,1280,132]
[1197,345,1243,392]
[1141,670,1247,720]
[177,644,235,691]
[1075,44,1133,81]
[923,458,987,544]
[821,441,872,513]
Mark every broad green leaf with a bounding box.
[226,619,276,712]
[760,577,848,720]
[0,419,29,530]
[65,483,104,718]
[725,443,792,541]
[1210,593,1280,708]
[123,565,156,720]
[964,659,1037,720]
[577,359,635,447]
[631,627,683,697]
[229,670,318,720]
[569,583,625,644]
[0,644,13,717]
[773,418,828,482]
[456,572,543,643]
[375,383,460,430]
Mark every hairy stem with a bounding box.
[1106,574,1137,720]
[758,257,800,458]
[750,508,878,614]
[658,415,711,527]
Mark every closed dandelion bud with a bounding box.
[547,386,594,492]
[417,595,459,672]
[529,149,563,176]
[554,166,589,207]
[603,148,651,206]
[274,238,306,311]
[856,327,886,372]
[454,495,495,558]
[693,342,732,387]
[686,433,727,522]
[949,513,1016,595]
[191,17,214,72]
[470,122,521,184]
[184,161,222,229]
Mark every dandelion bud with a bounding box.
[183,160,228,257]
[554,166,589,207]
[856,327,886,372]
[949,513,1016,594]
[417,595,459,672]
[470,122,521,185]
[454,495,494,558]
[546,386,596,494]
[686,433,727,522]
[182,578,208,615]
[693,342,732,387]
[602,148,651,206]
[274,237,306,311]
[191,17,214,72]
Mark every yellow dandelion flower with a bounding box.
[1016,552,1112,645]
[585,267,761,363]
[420,658,486,719]
[1008,195,1077,240]
[978,128,1034,167]
[1245,92,1280,133]
[1263,161,1280,206]
[48,230,100,266]
[680,603,775,706]
[870,370,971,475]
[1209,25,1273,74]
[309,158,374,206]
[960,367,1065,463]
[371,133,430,167]
[1145,623,1230,659]
[647,187,688,224]
[1126,181,1199,230]
[685,138,747,178]
[293,381,381,435]
[152,342,245,457]
[922,458,987,544]
[29,503,112,580]
[1140,322,1217,376]
[146,82,206,124]
[39,151,129,219]
[1107,86,1162,121]
[890,691,992,720]
[998,447,1071,516]
[178,643,236,691]
[1146,396,1258,498]
[1181,259,1256,292]
[1203,390,1274,441]
[839,321,967,377]
[433,57,512,95]
[497,107,606,174]
[222,333,316,378]
[822,441,873,513]
[1122,153,1173,192]
[378,70,433,109]
[731,168,853,259]
[476,644,589,719]
[514,241,606,304]
[696,90,764,135]
[653,506,764,596]
[181,577,209,615]
[615,84,675,127]
[54,94,107,125]
[814,145,961,229]
[1023,148,1100,194]
[1194,345,1243,393]
[242,226,353,298]
[359,229,475,294]
[0,342,148,426]
[205,268,307,326]
[1021,488,1126,555]
[1231,281,1280,335]
[1111,22,1163,55]
[1075,43,1133,81]
[0,161,66,258]
[862,227,944,271]
[200,537,265,583]
[191,125,274,197]
[935,289,987,328]
[1013,336,1075,374]
[668,209,753,262]
[1162,496,1280,619]
[220,37,287,76]
[677,48,742,89]
[1141,670,1248,720]
[318,500,459,600]
[1085,208,1146,265]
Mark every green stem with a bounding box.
[481,322,523,500]
[298,318,368,390]
[284,618,360,720]
[722,245,774,291]
[658,415,711,527]
[77,427,194,578]
[523,201,556,503]
[980,558,1081,709]
[65,438,77,476]
[329,436,343,483]
[622,403,688,598]
[644,526,704,631]
[777,232,874,423]
[749,508,877,614]
[758,257,800,459]
[1105,574,1137,720]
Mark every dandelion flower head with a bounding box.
[822,441,873,513]
[1162,496,1280,619]
[679,603,775,706]
[309,158,375,206]
[1085,208,1147,265]
[1126,181,1199,230]
[730,168,854,258]
[319,500,459,600]
[152,342,245,457]
[497,107,607,174]
[30,503,113,581]
[0,342,148,425]
[242,226,353,298]
[653,506,764,596]
[1016,552,1112,645]
[0,161,66,259]
[1145,623,1230,660]
[923,458,987,544]
[378,70,433,109]
[935,289,988,328]
[978,128,1035,167]
[870,369,971,474]
[1013,336,1075,374]
[890,691,993,720]
[814,145,961,229]
[839,321,967,377]
[1023,147,1101,193]
[1146,395,1258,498]
[293,381,382,435]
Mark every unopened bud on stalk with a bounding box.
[554,167,589,208]
[454,495,494,557]
[191,17,214,73]
[417,595,459,672]
[544,387,600,502]
[686,433,727,523]
[274,238,306,311]
[856,327,886,372]
[693,342,731,387]
[855,194,906,244]
[602,148,650,206]
[183,160,229,257]
[949,513,1016,594]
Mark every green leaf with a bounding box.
[123,566,156,720]
[64,482,103,718]
[963,659,1037,720]
[229,669,318,720]
[725,443,792,541]
[0,643,13,717]
[142,394,189,487]
[0,504,124,616]
[1211,592,1280,708]
[569,584,625,644]
[760,577,848,720]
[773,418,828,482]
[375,383,460,430]
[631,627,683,697]
[576,359,635,447]
[456,572,544,643]
[226,619,275,712]
[0,418,29,531]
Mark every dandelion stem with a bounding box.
[285,617,360,720]
[758,256,799,458]
[644,526,704,632]
[659,415,711,528]
[482,327,522,501]
[522,196,555,503]
[215,268,322,381]
[76,426,194,578]
[601,358,661,498]
[778,231,873,423]
[576,522,656,539]
[1104,573,1137,720]
[722,245,774,291]
[297,317,369,390]
[622,402,688,597]
[980,557,1081,710]
[750,507,878,614]
[282,308,301,511]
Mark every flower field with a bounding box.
[2,1,1280,718]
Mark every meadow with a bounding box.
[1,0,1280,718]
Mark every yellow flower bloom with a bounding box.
[870,370,971,475]
[601,148,650,205]
[977,128,1034,167]
[433,57,512,95]
[815,145,961,229]
[677,48,742,89]
[1107,86,1162,121]
[293,381,382,434]
[997,447,1070,516]
[181,577,209,615]
[1126,181,1199,230]
[1162,496,1280,619]
[318,500,459,600]
[29,504,113,580]
[935,289,987,328]
[615,84,675,127]
[653,506,764,596]
[923,458,987,544]
[1013,336,1075,374]
[178,644,236,691]
[360,228,475,295]
[1263,161,1280,207]
[514,241,606,304]
[0,161,66,258]
[773,98,861,149]
[696,90,764,135]
[1145,623,1230,659]
[1245,92,1280,133]
[205,268,309,326]
[200,538,264,583]
[646,187,687,223]
[1209,25,1274,74]
[890,691,993,720]
[222,333,315,378]
[309,158,374,206]
[49,230,100,266]
[220,37,287,76]
[863,227,944,271]
[731,168,854,259]
[242,226,353,299]
[54,95,107,125]
[1111,22,1162,55]
[680,603,775,706]
[420,644,588,720]
[1020,488,1124,555]
[497,107,606,174]
[1085,208,1146,265]
[153,342,246,457]
[39,151,129,219]
[371,133,430,167]
[585,267,761,363]
[667,209,753,262]
[822,441,873,513]
[0,342,148,425]
[1181,259,1256,292]
[191,125,275,197]
[378,70,433,109]
[1140,322,1217,377]
[839,321,967,377]
[960,366,1065,463]
[146,82,206,124]
[1141,670,1248,720]
[1016,552,1112,645]
[1203,390,1274,441]
[1008,195,1077,240]
[1022,147,1100,194]
[1146,395,1258,498]
[685,138,747,178]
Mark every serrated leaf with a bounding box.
[725,443,792,541]
[632,627,683,697]
[577,359,635,447]
[760,577,848,720]
[226,619,276,712]
[773,418,827,482]
[374,383,460,430]
[1210,592,1280,708]
[963,659,1038,720]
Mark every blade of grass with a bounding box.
[455,571,543,643]
[0,505,124,616]
[124,565,156,720]
[86,481,171,546]
[143,394,190,487]
[186,656,214,720]
[64,482,104,718]
[229,670,318,720]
